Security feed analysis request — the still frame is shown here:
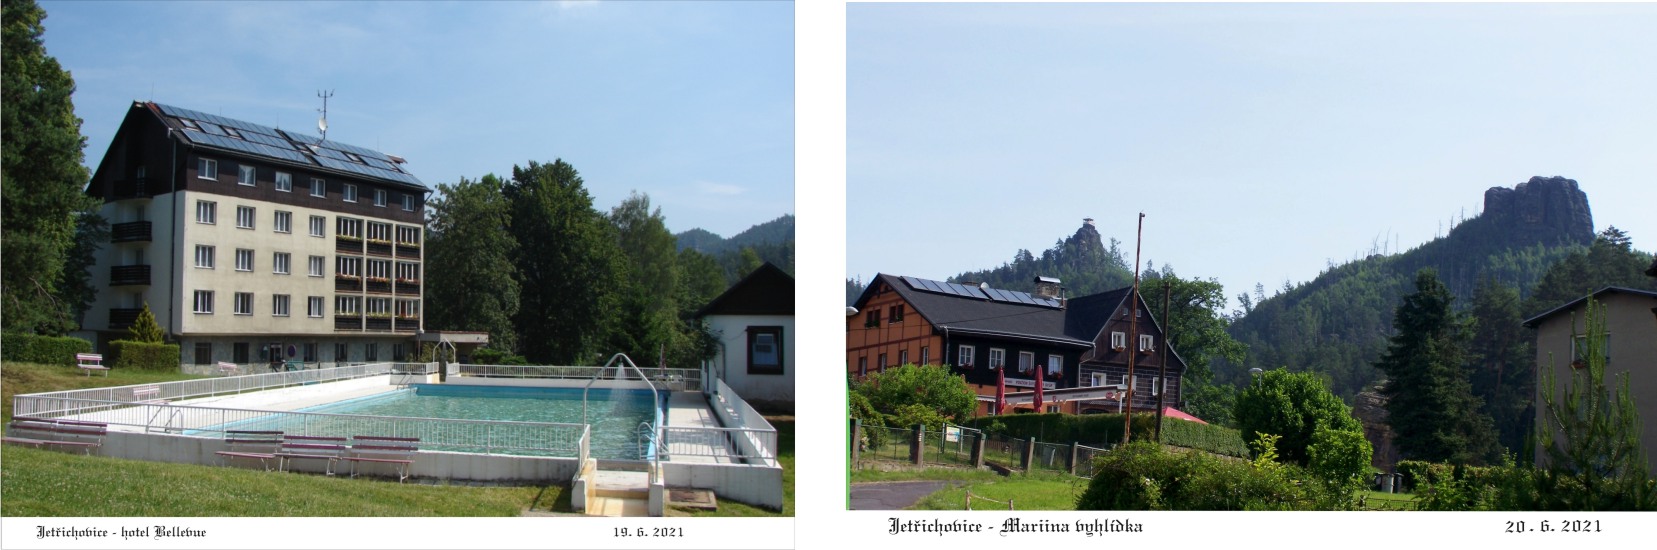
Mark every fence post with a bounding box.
[850,418,862,465]
[1020,437,1035,470]
[911,424,925,465]
[970,433,985,468]
[1068,442,1080,475]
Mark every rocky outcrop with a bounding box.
[1351,384,1400,472]
[1482,176,1594,246]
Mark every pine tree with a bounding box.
[1375,270,1500,464]
[127,303,163,343]
[1467,276,1533,454]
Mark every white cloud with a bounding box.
[695,181,745,196]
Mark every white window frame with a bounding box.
[233,292,253,316]
[1140,334,1155,352]
[195,201,216,224]
[273,252,291,275]
[235,249,254,272]
[989,348,1006,370]
[343,184,357,203]
[237,165,256,186]
[958,344,975,368]
[272,294,290,317]
[1048,354,1063,376]
[274,211,292,233]
[1111,331,1127,350]
[307,296,325,318]
[275,171,292,192]
[920,346,930,365]
[1017,351,1033,374]
[402,194,414,211]
[236,206,255,229]
[336,296,361,316]
[1089,372,1106,387]
[310,177,326,197]
[197,158,217,180]
[309,215,325,237]
[373,189,386,207]
[308,255,325,277]
[194,245,215,269]
[192,290,214,314]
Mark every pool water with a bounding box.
[216,385,662,459]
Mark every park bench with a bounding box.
[342,435,419,482]
[217,361,239,376]
[275,435,349,475]
[214,430,284,470]
[2,417,107,454]
[76,353,108,377]
[131,385,168,404]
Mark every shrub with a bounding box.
[963,413,1156,447]
[1235,369,1362,465]
[1,333,92,365]
[107,340,180,372]
[1307,426,1374,500]
[851,364,975,424]
[1159,417,1249,458]
[1076,439,1337,511]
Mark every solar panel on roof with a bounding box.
[1015,292,1037,305]
[198,122,224,136]
[920,278,945,294]
[184,131,311,164]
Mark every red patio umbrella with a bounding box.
[994,366,1006,415]
[1032,366,1045,413]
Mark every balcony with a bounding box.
[108,308,142,330]
[109,265,151,286]
[395,279,420,295]
[395,243,420,259]
[365,278,392,294]
[366,240,393,257]
[335,237,363,254]
[334,316,362,331]
[111,221,152,243]
[395,317,420,332]
[365,317,392,332]
[112,177,150,200]
[335,277,362,292]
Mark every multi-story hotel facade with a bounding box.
[81,101,428,370]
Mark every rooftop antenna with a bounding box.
[317,89,334,143]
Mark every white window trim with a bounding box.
[272,295,290,317]
[1140,334,1156,352]
[1089,373,1106,387]
[275,171,292,192]
[1017,351,1034,374]
[233,292,253,316]
[195,201,216,225]
[343,184,357,203]
[311,178,326,197]
[989,348,1006,370]
[236,206,255,229]
[308,296,325,318]
[1048,354,1063,376]
[273,252,290,275]
[192,290,213,314]
[308,256,325,277]
[958,344,975,368]
[197,158,217,180]
[235,249,254,272]
[274,211,292,234]
[1111,331,1127,350]
[194,245,214,269]
[373,189,386,207]
[309,216,325,238]
[402,194,414,211]
[237,165,256,186]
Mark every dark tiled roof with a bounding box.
[695,262,794,317]
[149,102,426,190]
[859,274,1127,348]
[1522,286,1657,327]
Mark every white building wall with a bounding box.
[705,314,794,405]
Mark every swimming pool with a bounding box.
[206,384,663,459]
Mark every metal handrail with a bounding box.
[581,353,660,430]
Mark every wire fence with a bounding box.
[1029,441,1071,473]
[923,427,976,467]
[1075,444,1109,478]
[983,434,1028,469]
[858,425,915,463]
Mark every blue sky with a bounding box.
[849,3,1657,308]
[42,0,793,238]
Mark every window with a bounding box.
[236,206,255,229]
[392,344,406,362]
[857,357,867,377]
[275,171,292,192]
[233,343,250,364]
[397,226,421,246]
[367,222,391,242]
[402,194,415,211]
[337,217,363,239]
[194,343,212,365]
[343,184,357,202]
[197,158,217,180]
[366,343,378,362]
[1089,373,1106,387]
[877,353,887,372]
[272,294,290,317]
[235,249,254,272]
[1018,351,1034,374]
[396,262,419,281]
[336,343,348,363]
[238,165,255,186]
[233,292,253,315]
[920,346,930,365]
[308,296,324,318]
[337,256,361,277]
[178,118,200,130]
[273,252,291,275]
[865,310,879,328]
[194,245,215,269]
[308,256,325,277]
[396,299,420,319]
[888,305,904,323]
[1139,334,1155,352]
[989,348,1006,370]
[310,178,326,197]
[335,296,361,315]
[309,215,325,237]
[1153,377,1164,396]
[195,201,216,224]
[1048,354,1063,376]
[367,259,390,280]
[1111,332,1127,350]
[958,344,975,368]
[192,290,214,314]
[373,189,386,207]
[367,297,391,317]
[303,343,318,362]
[274,211,292,233]
[747,326,783,375]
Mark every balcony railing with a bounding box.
[366,241,393,257]
[335,237,363,254]
[396,244,421,259]
[108,308,142,330]
[365,317,392,332]
[109,265,151,286]
[365,279,392,294]
[110,221,152,243]
[334,316,362,331]
[395,280,420,295]
[335,277,361,292]
[395,317,420,332]
[112,177,150,200]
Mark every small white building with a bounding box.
[697,262,793,411]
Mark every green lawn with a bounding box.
[910,471,1089,511]
[2,361,209,423]
[0,444,566,516]
[673,417,794,517]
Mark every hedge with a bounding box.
[0,333,93,366]
[107,340,181,372]
[1396,459,1500,493]
[1160,417,1250,458]
[964,412,1248,458]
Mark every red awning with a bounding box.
[1161,407,1207,424]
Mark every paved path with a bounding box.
[849,481,956,510]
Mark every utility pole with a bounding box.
[1154,279,1171,443]
[1124,212,1144,444]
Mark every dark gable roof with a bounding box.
[145,102,427,192]
[695,262,794,317]
[860,273,1125,348]
[1522,286,1657,328]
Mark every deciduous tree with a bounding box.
[425,175,520,353]
[503,160,624,364]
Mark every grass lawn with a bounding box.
[0,444,567,516]
[672,416,794,517]
[849,465,1006,484]
[1359,490,1419,511]
[2,361,210,423]
[910,471,1088,511]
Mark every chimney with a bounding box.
[1033,276,1063,299]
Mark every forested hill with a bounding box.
[1219,176,1603,398]
[951,219,1138,296]
[674,214,795,283]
